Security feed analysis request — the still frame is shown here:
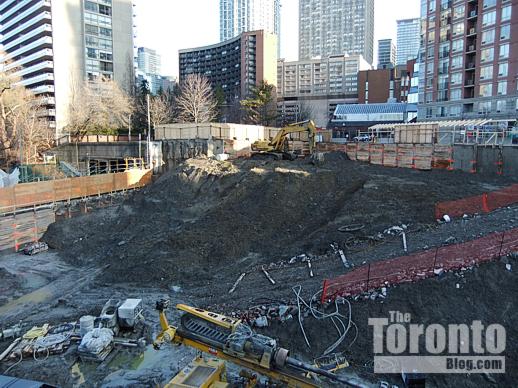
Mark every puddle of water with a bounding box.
[0,287,52,316]
[108,344,162,371]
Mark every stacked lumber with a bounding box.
[397,145,415,168]
[414,145,433,170]
[383,145,398,167]
[356,143,370,162]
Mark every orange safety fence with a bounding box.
[435,184,518,219]
[321,228,518,303]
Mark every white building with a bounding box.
[0,0,134,137]
[299,0,375,65]
[137,47,161,75]
[396,18,420,66]
[219,0,280,53]
[277,55,372,126]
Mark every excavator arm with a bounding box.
[153,299,367,388]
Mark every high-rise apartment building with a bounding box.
[419,0,518,120]
[396,18,421,66]
[378,39,397,69]
[299,0,375,65]
[179,30,277,114]
[136,47,164,94]
[220,0,280,52]
[137,47,161,75]
[277,54,371,126]
[0,0,134,137]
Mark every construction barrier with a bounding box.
[316,143,452,171]
[435,184,518,219]
[321,228,518,303]
[0,169,152,213]
[0,208,55,252]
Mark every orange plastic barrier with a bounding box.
[435,184,518,219]
[321,228,518,303]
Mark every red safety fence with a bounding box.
[321,228,518,303]
[435,184,518,219]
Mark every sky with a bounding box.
[134,0,421,78]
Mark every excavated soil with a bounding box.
[44,155,516,288]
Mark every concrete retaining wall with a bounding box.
[453,145,518,177]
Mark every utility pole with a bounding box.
[146,94,151,169]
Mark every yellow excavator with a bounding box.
[251,120,317,160]
[153,299,367,388]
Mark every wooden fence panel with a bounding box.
[0,169,151,212]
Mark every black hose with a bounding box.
[285,357,368,388]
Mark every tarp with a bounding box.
[0,168,19,188]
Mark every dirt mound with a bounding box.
[43,156,517,287]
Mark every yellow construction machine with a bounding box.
[251,120,317,160]
[154,299,366,388]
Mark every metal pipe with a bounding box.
[285,357,367,388]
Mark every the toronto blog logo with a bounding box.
[369,311,506,374]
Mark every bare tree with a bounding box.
[176,74,217,123]
[142,94,173,129]
[0,57,52,168]
[67,77,133,138]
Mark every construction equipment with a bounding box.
[154,299,366,388]
[251,120,317,160]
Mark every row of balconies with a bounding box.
[2,10,51,42]
[3,24,52,51]
[1,0,51,33]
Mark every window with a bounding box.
[86,48,97,58]
[100,27,112,37]
[500,25,510,40]
[85,1,97,12]
[482,29,495,44]
[450,105,462,117]
[85,24,98,35]
[99,4,112,16]
[451,56,463,69]
[482,11,496,26]
[501,5,511,21]
[481,48,494,62]
[452,39,463,52]
[453,5,465,19]
[100,62,113,72]
[452,23,464,36]
[497,81,507,95]
[498,63,508,77]
[499,44,509,59]
[85,36,98,47]
[99,52,112,61]
[450,89,462,100]
[483,0,496,8]
[451,72,463,85]
[479,101,491,113]
[496,100,506,112]
[480,65,493,80]
[479,84,493,97]
[428,30,435,44]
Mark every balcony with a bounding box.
[16,72,54,87]
[3,24,52,51]
[31,84,55,94]
[464,78,475,87]
[466,44,477,53]
[467,27,477,37]
[15,61,53,77]
[465,62,476,71]
[1,11,51,41]
[467,9,478,19]
[0,1,51,32]
[5,48,53,70]
[5,36,53,58]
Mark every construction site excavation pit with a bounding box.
[0,154,517,387]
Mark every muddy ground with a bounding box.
[1,156,517,387]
